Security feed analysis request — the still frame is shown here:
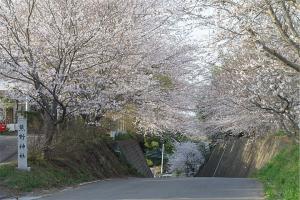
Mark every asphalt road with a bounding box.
[0,135,17,163]
[37,177,264,200]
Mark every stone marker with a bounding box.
[17,113,30,171]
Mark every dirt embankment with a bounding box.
[197,135,293,177]
[41,141,128,178]
[49,139,152,179]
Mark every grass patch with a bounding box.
[253,144,300,200]
[0,162,94,193]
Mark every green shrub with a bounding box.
[146,159,154,167]
[150,141,159,148]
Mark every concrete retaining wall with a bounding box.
[197,135,292,177]
[117,140,153,178]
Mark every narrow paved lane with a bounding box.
[38,177,264,200]
[0,135,17,163]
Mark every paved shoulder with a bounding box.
[36,177,264,200]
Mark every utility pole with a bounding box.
[160,143,165,175]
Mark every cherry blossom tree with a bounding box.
[0,0,202,151]
[182,0,300,72]
[125,39,205,136]
[198,47,299,136]
[168,141,205,176]
[0,0,135,149]
[178,0,300,136]
[197,40,299,137]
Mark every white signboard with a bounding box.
[17,114,30,171]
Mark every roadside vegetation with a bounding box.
[253,143,300,200]
[143,133,189,169]
[142,133,209,177]
[0,120,137,194]
[0,161,94,193]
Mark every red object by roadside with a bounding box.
[0,123,6,132]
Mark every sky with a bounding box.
[0,80,6,90]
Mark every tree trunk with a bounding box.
[42,112,56,159]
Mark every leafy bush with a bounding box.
[146,159,154,167]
